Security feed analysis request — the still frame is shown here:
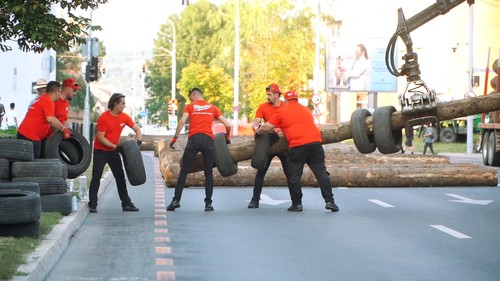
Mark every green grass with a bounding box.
[0,212,63,281]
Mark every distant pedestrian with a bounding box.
[255,90,339,213]
[0,97,5,129]
[88,93,143,213]
[423,123,436,155]
[5,102,18,129]
[402,124,414,154]
[167,87,231,212]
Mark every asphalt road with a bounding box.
[44,152,500,281]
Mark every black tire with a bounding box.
[12,161,63,178]
[0,182,40,194]
[482,131,491,166]
[0,220,40,238]
[214,132,238,177]
[439,127,457,143]
[251,133,271,170]
[58,140,80,165]
[373,106,402,154]
[487,131,500,166]
[0,158,10,181]
[0,139,33,161]
[44,129,92,179]
[13,177,67,195]
[0,190,41,224]
[350,109,377,154]
[120,140,146,186]
[32,158,68,180]
[40,193,73,215]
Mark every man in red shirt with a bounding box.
[248,83,291,208]
[255,90,339,212]
[88,93,143,213]
[45,78,81,137]
[167,87,231,212]
[17,81,71,158]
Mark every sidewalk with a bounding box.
[10,172,113,281]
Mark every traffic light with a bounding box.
[142,64,146,73]
[86,57,99,82]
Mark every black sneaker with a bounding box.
[325,201,339,212]
[247,198,259,209]
[122,203,139,212]
[287,204,303,212]
[88,203,97,213]
[204,204,214,211]
[166,200,180,211]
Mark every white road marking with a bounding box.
[245,194,290,206]
[430,225,471,239]
[368,199,394,208]
[446,193,493,205]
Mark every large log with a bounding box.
[182,94,500,173]
[162,161,497,187]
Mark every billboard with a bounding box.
[327,37,397,92]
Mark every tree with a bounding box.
[0,0,107,53]
[177,62,234,113]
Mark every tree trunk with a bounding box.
[162,161,497,187]
[178,94,500,173]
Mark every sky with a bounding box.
[92,0,185,56]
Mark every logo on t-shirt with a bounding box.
[120,123,125,127]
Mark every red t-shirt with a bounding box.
[46,98,70,137]
[185,100,221,139]
[255,102,285,122]
[18,94,55,141]
[93,111,135,151]
[267,100,322,148]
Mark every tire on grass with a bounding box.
[251,133,271,170]
[0,190,41,224]
[40,193,73,215]
[44,129,91,179]
[214,132,237,177]
[0,220,40,238]
[120,140,146,186]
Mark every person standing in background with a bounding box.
[29,78,48,108]
[5,102,18,129]
[423,123,436,155]
[0,97,5,129]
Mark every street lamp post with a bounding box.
[158,19,177,132]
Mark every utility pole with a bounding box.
[233,0,240,136]
[83,10,93,141]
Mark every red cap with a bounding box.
[266,83,282,94]
[284,90,298,100]
[62,78,81,90]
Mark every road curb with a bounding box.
[10,172,113,281]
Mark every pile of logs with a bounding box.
[158,137,498,187]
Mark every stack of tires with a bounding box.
[11,159,72,216]
[0,139,42,238]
